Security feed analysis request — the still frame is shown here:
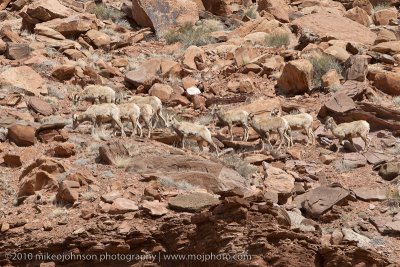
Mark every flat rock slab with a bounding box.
[168,192,220,212]
[141,200,168,216]
[27,96,54,116]
[294,185,350,218]
[109,198,139,214]
[293,11,377,45]
[352,187,387,201]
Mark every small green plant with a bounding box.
[0,176,15,196]
[159,176,197,190]
[113,155,131,169]
[393,96,400,106]
[221,154,258,179]
[373,1,392,12]
[386,185,400,209]
[308,54,342,88]
[244,6,258,19]
[91,4,125,22]
[265,32,290,48]
[334,159,353,173]
[81,190,97,202]
[51,207,68,218]
[164,20,222,48]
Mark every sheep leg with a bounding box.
[243,124,249,142]
[277,129,285,150]
[362,135,371,152]
[309,128,315,145]
[157,109,167,126]
[130,116,138,137]
[228,124,234,141]
[147,120,152,138]
[337,138,343,152]
[284,130,291,148]
[112,116,125,137]
[197,140,204,151]
[349,138,358,152]
[181,136,186,149]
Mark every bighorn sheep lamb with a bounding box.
[165,114,219,156]
[248,113,292,150]
[270,107,315,146]
[213,105,249,142]
[73,85,116,105]
[125,95,166,127]
[137,103,155,138]
[117,102,142,137]
[72,103,125,137]
[324,117,371,152]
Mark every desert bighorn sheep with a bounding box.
[137,103,155,138]
[125,95,166,127]
[248,113,292,150]
[213,105,250,142]
[73,85,116,105]
[270,107,315,146]
[324,117,371,152]
[165,114,219,156]
[72,103,125,137]
[117,102,142,137]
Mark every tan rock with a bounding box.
[374,28,397,44]
[192,95,206,110]
[258,0,290,23]
[168,192,220,212]
[324,45,350,63]
[125,58,161,88]
[353,0,373,15]
[7,124,35,147]
[34,24,65,40]
[141,200,168,216]
[345,55,368,82]
[37,14,96,37]
[131,0,199,36]
[369,70,400,96]
[85,29,111,48]
[109,198,139,214]
[149,83,173,102]
[277,59,313,95]
[0,39,6,54]
[201,0,236,16]
[52,64,76,81]
[27,96,54,116]
[372,41,400,55]
[264,166,295,204]
[56,180,79,203]
[234,45,258,67]
[182,45,207,70]
[5,43,31,60]
[322,69,341,89]
[293,11,376,45]
[23,0,74,22]
[0,66,46,95]
[373,8,397,26]
[344,7,370,26]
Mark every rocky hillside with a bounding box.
[0,0,400,266]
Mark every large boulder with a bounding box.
[131,0,199,37]
[372,41,400,55]
[373,8,397,26]
[168,192,220,212]
[352,0,373,15]
[368,70,400,96]
[276,59,313,95]
[7,124,35,147]
[125,58,162,89]
[37,14,96,38]
[292,11,376,45]
[20,0,75,30]
[294,185,350,218]
[85,30,111,49]
[345,55,368,82]
[0,66,46,95]
[257,0,290,23]
[344,7,370,26]
[149,83,173,102]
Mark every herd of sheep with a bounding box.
[71,85,372,156]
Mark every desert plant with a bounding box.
[393,96,400,106]
[113,155,131,169]
[91,4,125,22]
[308,54,342,87]
[334,159,353,173]
[159,176,197,190]
[265,32,291,48]
[244,6,258,19]
[81,190,97,202]
[51,207,69,218]
[164,22,219,48]
[0,176,15,196]
[221,154,258,179]
[386,185,400,209]
[373,1,392,11]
